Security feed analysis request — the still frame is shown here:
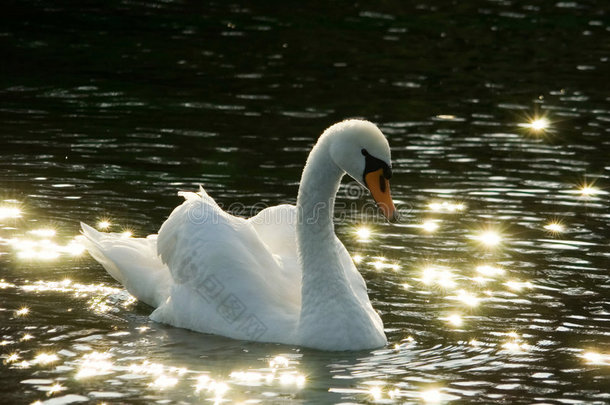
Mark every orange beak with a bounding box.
[365,168,397,222]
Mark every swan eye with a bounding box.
[383,166,392,180]
[362,151,392,182]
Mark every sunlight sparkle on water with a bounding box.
[212,381,229,400]
[28,228,56,238]
[18,360,30,368]
[169,366,188,376]
[579,184,600,197]
[421,266,457,289]
[17,279,132,314]
[476,264,505,277]
[500,332,530,353]
[394,336,416,350]
[388,387,400,399]
[421,266,438,285]
[150,374,178,389]
[269,355,289,368]
[472,229,502,247]
[437,272,457,289]
[37,249,60,260]
[76,351,113,379]
[5,353,20,363]
[97,220,111,230]
[428,201,466,213]
[195,375,211,392]
[129,361,163,375]
[64,240,86,256]
[15,307,30,316]
[194,375,229,401]
[0,206,22,219]
[10,236,86,260]
[528,117,549,131]
[501,340,530,353]
[421,388,442,404]
[455,290,480,307]
[368,385,383,401]
[519,114,550,133]
[368,257,400,271]
[582,351,610,365]
[444,313,463,327]
[469,339,481,347]
[505,280,534,292]
[230,371,266,384]
[352,254,363,264]
[422,220,440,233]
[373,260,385,270]
[227,356,307,390]
[544,221,565,233]
[355,226,372,242]
[33,353,59,365]
[279,372,306,387]
[47,383,66,395]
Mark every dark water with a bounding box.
[1,0,609,403]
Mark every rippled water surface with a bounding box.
[1,1,609,404]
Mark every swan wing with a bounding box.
[335,237,370,305]
[336,236,386,344]
[152,187,299,343]
[248,204,300,282]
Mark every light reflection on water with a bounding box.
[1,0,610,403]
[1,174,608,403]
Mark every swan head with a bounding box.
[326,119,397,222]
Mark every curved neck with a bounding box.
[296,140,343,239]
[296,138,347,294]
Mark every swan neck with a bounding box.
[296,141,343,237]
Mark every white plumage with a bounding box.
[81,119,393,350]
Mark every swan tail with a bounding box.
[80,222,172,308]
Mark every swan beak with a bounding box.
[365,168,397,222]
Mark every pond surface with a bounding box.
[1,0,609,404]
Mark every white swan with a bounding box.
[81,119,396,351]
